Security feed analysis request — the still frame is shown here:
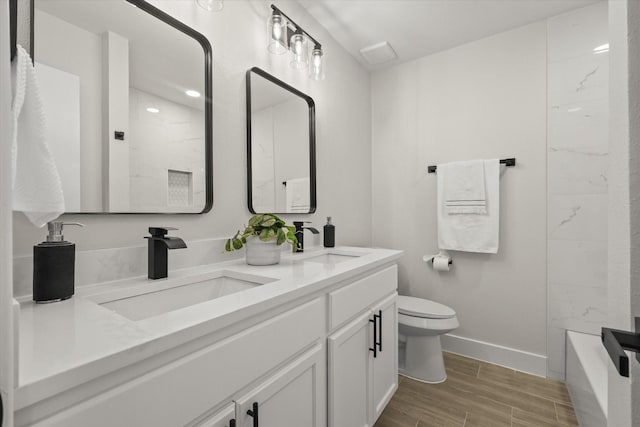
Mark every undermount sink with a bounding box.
[302,253,361,265]
[94,271,275,321]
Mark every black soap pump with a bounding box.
[33,221,85,303]
[323,217,335,248]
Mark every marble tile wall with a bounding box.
[128,88,206,213]
[547,2,609,380]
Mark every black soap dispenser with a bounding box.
[33,221,85,303]
[323,217,335,248]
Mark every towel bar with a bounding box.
[428,158,516,173]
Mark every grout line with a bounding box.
[554,402,560,423]
[462,412,468,427]
[510,407,514,426]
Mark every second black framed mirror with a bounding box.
[246,67,316,214]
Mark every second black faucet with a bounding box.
[293,221,319,253]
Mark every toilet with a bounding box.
[397,295,459,384]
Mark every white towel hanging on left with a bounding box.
[11,45,65,227]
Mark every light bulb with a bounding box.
[290,32,308,69]
[196,0,223,12]
[267,13,288,54]
[309,47,325,80]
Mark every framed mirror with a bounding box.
[30,0,212,213]
[246,67,316,214]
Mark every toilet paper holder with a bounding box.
[423,255,453,265]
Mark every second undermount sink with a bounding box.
[302,253,361,265]
[93,271,276,321]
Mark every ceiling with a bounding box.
[298,0,602,71]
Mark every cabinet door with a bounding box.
[194,403,235,427]
[328,312,374,427]
[371,293,398,423]
[235,344,326,427]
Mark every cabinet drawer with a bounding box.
[329,265,397,331]
[34,298,325,427]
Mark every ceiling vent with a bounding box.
[359,41,397,66]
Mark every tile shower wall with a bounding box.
[547,2,608,380]
[129,88,205,212]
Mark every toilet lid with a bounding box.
[398,296,456,319]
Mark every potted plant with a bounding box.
[225,214,298,265]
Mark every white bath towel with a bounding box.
[11,46,64,227]
[441,160,487,214]
[437,159,500,254]
[285,177,310,213]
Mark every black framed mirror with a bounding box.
[25,0,212,214]
[246,67,316,214]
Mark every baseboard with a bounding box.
[441,333,547,377]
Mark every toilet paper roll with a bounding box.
[433,255,451,271]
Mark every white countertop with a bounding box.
[16,246,402,409]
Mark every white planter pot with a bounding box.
[245,238,282,266]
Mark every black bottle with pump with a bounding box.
[323,217,335,248]
[33,221,84,303]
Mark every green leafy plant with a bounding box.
[225,213,298,252]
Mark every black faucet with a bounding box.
[145,227,187,280]
[293,221,320,253]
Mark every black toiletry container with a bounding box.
[33,221,84,303]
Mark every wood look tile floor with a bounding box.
[375,352,579,427]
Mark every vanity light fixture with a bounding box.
[185,89,201,98]
[196,0,223,12]
[146,107,160,114]
[267,5,325,80]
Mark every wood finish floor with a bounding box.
[375,352,579,427]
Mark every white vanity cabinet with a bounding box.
[371,294,398,421]
[17,298,326,427]
[328,312,372,427]
[193,403,236,427]
[16,253,401,427]
[234,344,326,427]
[327,266,398,427]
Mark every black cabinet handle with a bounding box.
[602,318,640,377]
[246,402,259,427]
[229,419,236,427]
[369,316,378,358]
[377,310,383,352]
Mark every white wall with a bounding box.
[546,2,609,381]
[13,1,372,260]
[35,10,103,211]
[35,63,82,212]
[372,22,548,363]
[103,31,131,212]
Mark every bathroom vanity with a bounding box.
[14,247,401,426]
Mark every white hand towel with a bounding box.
[437,159,500,254]
[11,45,64,227]
[286,177,310,213]
[441,160,487,214]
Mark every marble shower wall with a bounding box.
[547,2,609,380]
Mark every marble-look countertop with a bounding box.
[16,246,402,410]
